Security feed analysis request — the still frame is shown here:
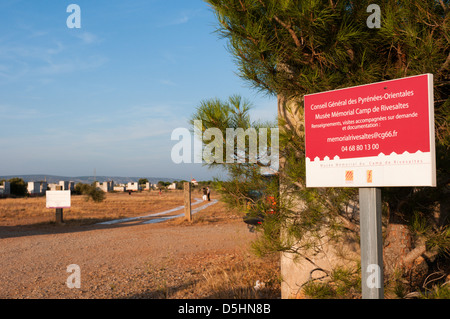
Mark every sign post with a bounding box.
[55,208,64,224]
[304,74,435,299]
[359,187,383,299]
[46,190,71,225]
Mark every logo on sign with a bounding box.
[367,170,373,183]
[345,170,354,183]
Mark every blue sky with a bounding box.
[0,0,277,181]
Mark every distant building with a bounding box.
[143,182,155,190]
[167,182,177,190]
[48,183,61,191]
[59,181,69,191]
[40,181,48,193]
[28,182,39,194]
[96,181,114,192]
[59,181,74,191]
[191,179,198,186]
[127,182,140,192]
[28,181,47,195]
[0,181,10,195]
[114,185,126,192]
[47,181,73,191]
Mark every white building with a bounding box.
[113,184,126,192]
[167,182,177,190]
[144,182,156,190]
[59,181,74,191]
[0,181,10,195]
[96,181,114,192]
[40,181,48,193]
[47,181,73,191]
[48,183,61,191]
[28,182,39,194]
[28,181,47,195]
[191,178,198,186]
[127,182,140,192]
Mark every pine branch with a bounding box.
[272,15,301,48]
[440,52,450,73]
[439,0,448,12]
[402,240,427,267]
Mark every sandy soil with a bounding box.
[0,198,278,299]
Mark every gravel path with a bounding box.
[0,209,255,299]
[97,199,219,226]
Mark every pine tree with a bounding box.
[202,0,449,292]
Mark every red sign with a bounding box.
[304,74,435,187]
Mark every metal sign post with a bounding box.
[359,187,384,299]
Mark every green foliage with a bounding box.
[74,183,90,195]
[175,180,189,190]
[191,95,357,257]
[74,182,105,203]
[207,0,449,103]
[330,267,361,297]
[157,181,171,188]
[88,187,106,203]
[426,225,450,257]
[138,178,149,185]
[302,282,335,299]
[420,284,450,299]
[393,280,408,299]
[7,178,28,197]
[301,266,361,299]
[409,212,430,236]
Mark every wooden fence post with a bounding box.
[56,208,64,224]
[184,182,192,222]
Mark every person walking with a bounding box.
[206,186,211,201]
[202,187,207,201]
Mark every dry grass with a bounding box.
[0,190,218,226]
[197,253,281,299]
[169,197,241,227]
[139,250,281,299]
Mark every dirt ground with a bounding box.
[0,192,280,299]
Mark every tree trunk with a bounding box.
[384,208,412,275]
[383,206,428,286]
